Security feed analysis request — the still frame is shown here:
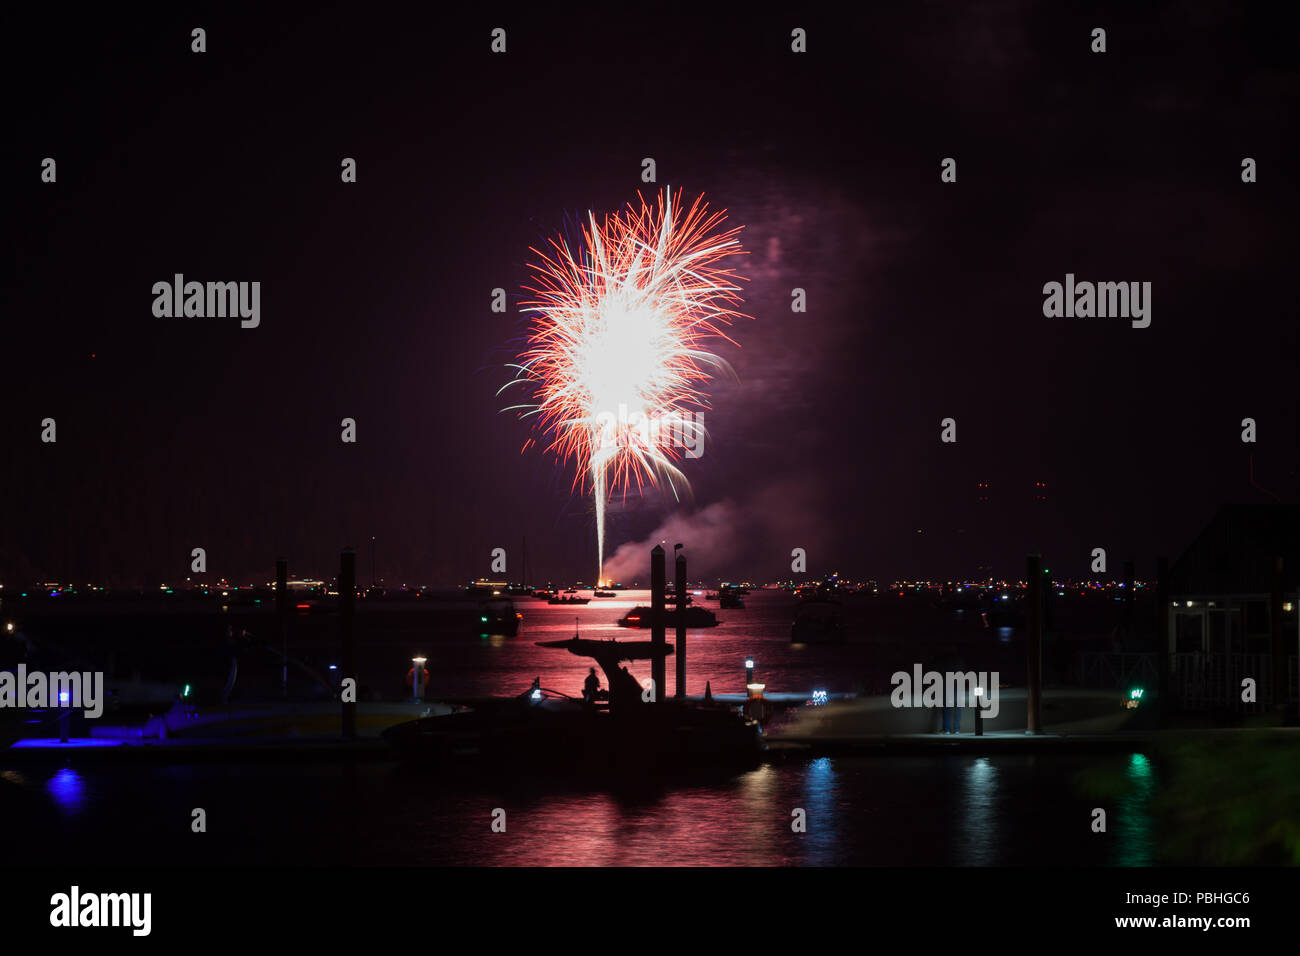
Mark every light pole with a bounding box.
[411,656,427,700]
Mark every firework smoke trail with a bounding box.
[501,187,748,583]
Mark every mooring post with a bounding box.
[340,547,356,738]
[1156,556,1169,707]
[275,558,288,698]
[1027,553,1043,734]
[651,545,666,703]
[1271,556,1284,714]
[674,547,687,699]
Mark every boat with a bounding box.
[719,589,745,609]
[547,593,590,605]
[592,590,617,598]
[478,597,521,635]
[791,598,845,643]
[616,605,718,628]
[382,634,760,772]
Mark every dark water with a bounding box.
[3,590,1158,866]
[0,752,1157,866]
[413,589,1045,702]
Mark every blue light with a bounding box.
[531,689,542,700]
[46,768,87,812]
[328,664,337,671]
[58,691,70,704]
[811,689,828,705]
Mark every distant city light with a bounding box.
[811,689,828,705]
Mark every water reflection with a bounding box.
[801,757,840,866]
[46,768,87,814]
[956,757,1000,864]
[1112,752,1155,866]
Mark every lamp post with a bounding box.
[411,656,427,700]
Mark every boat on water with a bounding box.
[719,589,745,609]
[791,599,845,643]
[382,633,760,772]
[478,597,521,635]
[616,606,718,628]
[547,594,590,605]
[592,590,617,598]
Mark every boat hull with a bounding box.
[383,700,761,773]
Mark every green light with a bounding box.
[1130,688,1144,699]
[182,684,191,697]
[480,616,487,622]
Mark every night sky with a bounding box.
[3,2,1297,587]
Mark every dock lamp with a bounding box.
[412,657,427,700]
[974,687,985,736]
[57,691,72,742]
[745,658,754,684]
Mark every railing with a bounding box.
[1076,651,1298,711]
[1076,652,1160,692]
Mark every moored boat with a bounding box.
[616,605,718,628]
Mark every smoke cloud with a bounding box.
[600,478,830,583]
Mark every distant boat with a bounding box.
[548,594,590,605]
[720,590,745,610]
[479,597,521,635]
[593,590,617,598]
[791,599,845,643]
[703,591,720,601]
[617,605,718,628]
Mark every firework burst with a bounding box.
[501,187,749,582]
